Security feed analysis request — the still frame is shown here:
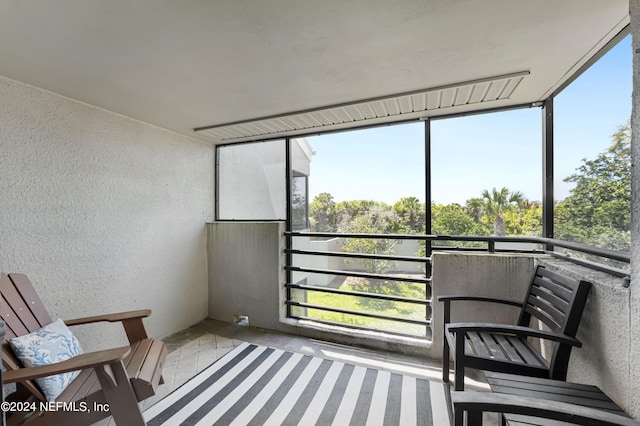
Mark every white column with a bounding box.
[629,0,640,418]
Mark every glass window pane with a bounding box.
[291,175,309,230]
[290,125,429,337]
[290,138,313,230]
[303,123,426,234]
[431,109,542,240]
[217,139,285,220]
[554,34,631,257]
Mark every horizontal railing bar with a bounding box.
[288,245,540,261]
[541,239,630,263]
[432,246,544,254]
[549,251,630,280]
[284,232,630,263]
[285,300,431,326]
[285,282,431,304]
[286,231,429,240]
[285,266,430,284]
[289,315,431,339]
[285,248,428,263]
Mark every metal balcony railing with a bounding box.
[284,231,630,340]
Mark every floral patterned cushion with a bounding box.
[9,319,85,401]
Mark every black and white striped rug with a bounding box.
[144,342,452,425]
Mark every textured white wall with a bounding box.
[0,76,214,350]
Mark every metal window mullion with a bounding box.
[285,138,293,317]
[425,119,433,276]
[542,98,554,249]
[214,146,220,221]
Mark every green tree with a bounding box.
[503,200,542,236]
[337,202,402,309]
[334,200,377,231]
[339,203,399,274]
[480,187,525,236]
[464,197,485,223]
[309,192,337,232]
[555,123,630,251]
[393,197,425,233]
[432,203,482,236]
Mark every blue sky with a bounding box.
[306,35,631,206]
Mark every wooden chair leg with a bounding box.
[455,408,483,426]
[455,331,466,391]
[455,366,465,391]
[454,407,464,426]
[443,300,451,383]
[443,335,450,383]
[95,361,145,426]
[467,410,483,426]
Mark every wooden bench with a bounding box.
[439,265,592,391]
[1,273,167,426]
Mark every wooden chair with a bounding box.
[1,273,167,426]
[451,392,640,426]
[439,265,592,391]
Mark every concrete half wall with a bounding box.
[207,222,286,330]
[0,76,214,350]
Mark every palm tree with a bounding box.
[481,187,525,236]
[464,197,485,223]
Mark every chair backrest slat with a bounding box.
[525,286,570,331]
[518,266,591,336]
[8,273,52,328]
[1,275,49,340]
[515,265,592,380]
[537,267,581,291]
[1,273,53,402]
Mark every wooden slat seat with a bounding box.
[439,265,592,391]
[1,273,168,426]
[51,338,167,403]
[451,391,640,426]
[451,372,640,425]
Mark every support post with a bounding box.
[424,119,433,276]
[285,138,293,318]
[542,99,554,250]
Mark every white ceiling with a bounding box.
[0,1,629,143]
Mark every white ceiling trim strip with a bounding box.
[195,71,529,142]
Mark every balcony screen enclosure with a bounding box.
[215,34,631,339]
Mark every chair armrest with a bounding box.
[446,322,582,347]
[64,309,151,326]
[3,346,131,384]
[65,309,151,343]
[451,392,639,426]
[439,296,522,326]
[438,295,522,307]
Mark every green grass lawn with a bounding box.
[304,277,429,336]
